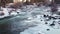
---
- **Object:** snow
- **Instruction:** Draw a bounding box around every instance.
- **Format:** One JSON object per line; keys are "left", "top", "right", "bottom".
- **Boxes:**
{"left": 0, "top": 7, "right": 22, "bottom": 18}
{"left": 19, "top": 5, "right": 60, "bottom": 34}
{"left": 0, "top": 8, "right": 9, "bottom": 18}
{"left": 20, "top": 24, "right": 60, "bottom": 34}
{"left": 10, "top": 11, "right": 17, "bottom": 15}
{"left": 0, "top": 5, "right": 60, "bottom": 34}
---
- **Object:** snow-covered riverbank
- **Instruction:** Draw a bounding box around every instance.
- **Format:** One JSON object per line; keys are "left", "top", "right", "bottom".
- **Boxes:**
{"left": 0, "top": 5, "right": 60, "bottom": 34}
{"left": 19, "top": 5, "right": 60, "bottom": 34}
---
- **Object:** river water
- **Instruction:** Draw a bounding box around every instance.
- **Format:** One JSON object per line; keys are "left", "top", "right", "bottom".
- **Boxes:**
{"left": 0, "top": 6, "right": 60, "bottom": 34}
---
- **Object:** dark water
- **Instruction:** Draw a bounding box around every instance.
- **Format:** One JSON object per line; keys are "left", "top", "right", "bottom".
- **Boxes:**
{"left": 0, "top": 15, "right": 36, "bottom": 34}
